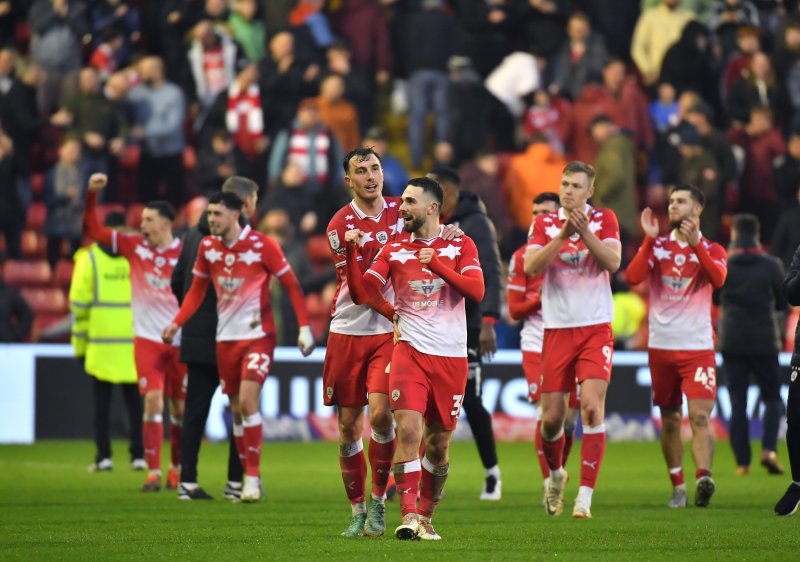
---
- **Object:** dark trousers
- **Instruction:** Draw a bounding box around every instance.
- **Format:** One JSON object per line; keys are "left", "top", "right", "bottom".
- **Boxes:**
{"left": 137, "top": 152, "right": 185, "bottom": 207}
{"left": 464, "top": 328, "right": 498, "bottom": 469}
{"left": 1, "top": 221, "right": 22, "bottom": 259}
{"left": 93, "top": 378, "right": 143, "bottom": 462}
{"left": 723, "top": 353, "right": 785, "bottom": 467}
{"left": 787, "top": 364, "right": 800, "bottom": 482}
{"left": 180, "top": 362, "right": 243, "bottom": 484}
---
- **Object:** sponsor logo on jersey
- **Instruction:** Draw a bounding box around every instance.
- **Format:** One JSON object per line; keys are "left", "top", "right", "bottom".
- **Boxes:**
{"left": 661, "top": 275, "right": 692, "bottom": 292}
{"left": 376, "top": 230, "right": 388, "bottom": 244}
{"left": 224, "top": 253, "right": 235, "bottom": 267}
{"left": 144, "top": 271, "right": 171, "bottom": 290}
{"left": 328, "top": 229, "right": 340, "bottom": 250}
{"left": 409, "top": 278, "right": 446, "bottom": 298}
{"left": 217, "top": 275, "right": 244, "bottom": 292}
{"left": 559, "top": 249, "right": 588, "bottom": 267}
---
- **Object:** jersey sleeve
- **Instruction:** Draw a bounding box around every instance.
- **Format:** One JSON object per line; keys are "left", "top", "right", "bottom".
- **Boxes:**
{"left": 114, "top": 232, "right": 140, "bottom": 258}
{"left": 528, "top": 214, "right": 548, "bottom": 249}
{"left": 261, "top": 235, "right": 292, "bottom": 277}
{"left": 458, "top": 237, "right": 482, "bottom": 275}
{"left": 326, "top": 216, "right": 348, "bottom": 269}
{"left": 598, "top": 209, "right": 621, "bottom": 244}
{"left": 192, "top": 239, "right": 212, "bottom": 278}
{"left": 507, "top": 250, "right": 527, "bottom": 294}
{"left": 364, "top": 246, "right": 391, "bottom": 287}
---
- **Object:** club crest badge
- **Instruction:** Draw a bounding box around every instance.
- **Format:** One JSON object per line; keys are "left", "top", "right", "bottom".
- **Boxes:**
{"left": 224, "top": 253, "right": 235, "bottom": 267}
{"left": 391, "top": 389, "right": 400, "bottom": 401}
{"left": 376, "top": 231, "right": 388, "bottom": 244}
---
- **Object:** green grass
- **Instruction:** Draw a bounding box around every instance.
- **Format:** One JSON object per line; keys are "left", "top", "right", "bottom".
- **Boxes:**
{"left": 0, "top": 440, "right": 795, "bottom": 561}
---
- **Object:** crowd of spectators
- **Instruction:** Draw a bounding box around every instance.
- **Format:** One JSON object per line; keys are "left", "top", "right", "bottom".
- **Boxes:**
{"left": 1, "top": 0, "right": 800, "bottom": 349}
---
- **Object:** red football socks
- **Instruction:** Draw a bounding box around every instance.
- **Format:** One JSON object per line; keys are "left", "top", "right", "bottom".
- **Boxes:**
{"left": 394, "top": 459, "right": 422, "bottom": 517}
{"left": 242, "top": 413, "right": 263, "bottom": 478}
{"left": 580, "top": 425, "right": 606, "bottom": 488}
{"left": 534, "top": 420, "right": 550, "bottom": 478}
{"left": 369, "top": 430, "right": 396, "bottom": 499}
{"left": 143, "top": 415, "right": 163, "bottom": 472}
{"left": 339, "top": 440, "right": 367, "bottom": 505}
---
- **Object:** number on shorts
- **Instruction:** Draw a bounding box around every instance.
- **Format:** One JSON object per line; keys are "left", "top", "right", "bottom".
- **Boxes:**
{"left": 602, "top": 345, "right": 613, "bottom": 365}
{"left": 246, "top": 353, "right": 271, "bottom": 375}
{"left": 694, "top": 367, "right": 716, "bottom": 390}
{"left": 450, "top": 394, "right": 464, "bottom": 417}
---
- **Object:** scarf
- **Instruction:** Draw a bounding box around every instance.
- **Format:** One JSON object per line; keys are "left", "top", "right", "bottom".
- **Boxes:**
{"left": 226, "top": 82, "right": 264, "bottom": 158}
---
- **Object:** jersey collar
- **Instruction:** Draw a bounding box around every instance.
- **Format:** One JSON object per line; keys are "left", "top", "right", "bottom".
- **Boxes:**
{"left": 155, "top": 237, "right": 181, "bottom": 252}
{"left": 350, "top": 198, "right": 387, "bottom": 221}
{"left": 223, "top": 224, "right": 251, "bottom": 248}
{"left": 669, "top": 228, "right": 703, "bottom": 247}
{"left": 557, "top": 203, "right": 592, "bottom": 221}
{"left": 411, "top": 224, "right": 444, "bottom": 244}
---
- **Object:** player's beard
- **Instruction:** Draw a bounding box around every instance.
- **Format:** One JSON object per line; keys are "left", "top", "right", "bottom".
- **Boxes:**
{"left": 403, "top": 214, "right": 425, "bottom": 233}
{"left": 668, "top": 214, "right": 688, "bottom": 230}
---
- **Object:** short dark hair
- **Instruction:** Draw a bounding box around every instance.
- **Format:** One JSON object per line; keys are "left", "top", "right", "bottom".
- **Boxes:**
{"left": 428, "top": 165, "right": 460, "bottom": 186}
{"left": 669, "top": 183, "right": 706, "bottom": 207}
{"left": 407, "top": 177, "right": 444, "bottom": 208}
{"left": 563, "top": 161, "right": 596, "bottom": 183}
{"left": 208, "top": 191, "right": 244, "bottom": 211}
{"left": 534, "top": 192, "right": 560, "bottom": 206}
{"left": 342, "top": 146, "right": 383, "bottom": 174}
{"left": 145, "top": 200, "right": 176, "bottom": 222}
{"left": 104, "top": 211, "right": 126, "bottom": 228}
{"left": 732, "top": 213, "right": 760, "bottom": 237}
{"left": 222, "top": 176, "right": 258, "bottom": 200}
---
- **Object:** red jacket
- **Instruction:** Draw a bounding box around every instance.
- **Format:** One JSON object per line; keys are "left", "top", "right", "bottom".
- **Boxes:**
{"left": 728, "top": 126, "right": 786, "bottom": 201}
{"left": 330, "top": 0, "right": 392, "bottom": 73}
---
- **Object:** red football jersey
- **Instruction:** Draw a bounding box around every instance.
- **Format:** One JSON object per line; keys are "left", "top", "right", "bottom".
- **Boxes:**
{"left": 528, "top": 204, "right": 620, "bottom": 329}
{"left": 642, "top": 231, "right": 727, "bottom": 350}
{"left": 365, "top": 228, "right": 481, "bottom": 358}
{"left": 507, "top": 246, "right": 544, "bottom": 352}
{"left": 192, "top": 225, "right": 292, "bottom": 342}
{"left": 326, "top": 197, "right": 404, "bottom": 336}
{"left": 111, "top": 231, "right": 181, "bottom": 345}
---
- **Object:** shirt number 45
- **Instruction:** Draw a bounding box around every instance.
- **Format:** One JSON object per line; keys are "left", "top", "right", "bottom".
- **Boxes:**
{"left": 694, "top": 367, "right": 716, "bottom": 392}
{"left": 246, "top": 353, "right": 271, "bottom": 376}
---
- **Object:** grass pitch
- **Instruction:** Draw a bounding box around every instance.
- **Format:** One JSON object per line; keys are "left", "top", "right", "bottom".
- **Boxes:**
{"left": 0, "top": 440, "right": 796, "bottom": 561}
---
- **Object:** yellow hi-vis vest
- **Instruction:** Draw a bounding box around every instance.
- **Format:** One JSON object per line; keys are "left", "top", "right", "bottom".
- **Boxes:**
{"left": 69, "top": 245, "right": 136, "bottom": 383}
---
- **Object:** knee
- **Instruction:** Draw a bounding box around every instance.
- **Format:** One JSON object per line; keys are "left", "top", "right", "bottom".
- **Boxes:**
{"left": 425, "top": 438, "right": 449, "bottom": 465}
{"left": 395, "top": 420, "right": 421, "bottom": 448}
{"left": 144, "top": 393, "right": 162, "bottom": 413}
{"left": 338, "top": 416, "right": 362, "bottom": 443}
{"left": 581, "top": 403, "right": 603, "bottom": 427}
{"left": 368, "top": 407, "right": 393, "bottom": 434}
{"left": 689, "top": 410, "right": 710, "bottom": 429}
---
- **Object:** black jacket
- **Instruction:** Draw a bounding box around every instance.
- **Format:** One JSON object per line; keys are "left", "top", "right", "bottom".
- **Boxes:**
{"left": 171, "top": 212, "right": 218, "bottom": 365}
{"left": 718, "top": 246, "right": 787, "bottom": 355}
{"left": 786, "top": 244, "right": 800, "bottom": 364}
{"left": 0, "top": 281, "right": 33, "bottom": 342}
{"left": 447, "top": 190, "right": 502, "bottom": 330}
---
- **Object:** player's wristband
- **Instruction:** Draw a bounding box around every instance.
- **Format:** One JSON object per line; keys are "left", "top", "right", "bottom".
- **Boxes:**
{"left": 482, "top": 316, "right": 497, "bottom": 326}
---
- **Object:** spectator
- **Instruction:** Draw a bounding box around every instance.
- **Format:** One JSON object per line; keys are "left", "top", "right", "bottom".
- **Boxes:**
{"left": 0, "top": 128, "right": 22, "bottom": 259}
{"left": 228, "top": 0, "right": 267, "bottom": 63}
{"left": 263, "top": 160, "right": 340, "bottom": 235}
{"left": 259, "top": 31, "right": 319, "bottom": 136}
{"left": 0, "top": 0, "right": 24, "bottom": 49}
{"left": 362, "top": 126, "right": 408, "bottom": 197}
{"left": 565, "top": 58, "right": 653, "bottom": 164}
{"left": 517, "top": 0, "right": 569, "bottom": 58}
{"left": 728, "top": 105, "right": 786, "bottom": 241}
{"left": 268, "top": 98, "right": 343, "bottom": 198}
{"left": 186, "top": 20, "right": 244, "bottom": 127}
{"left": 329, "top": 0, "right": 392, "bottom": 85}
{"left": 452, "top": 0, "right": 513, "bottom": 77}
{"left": 201, "top": 63, "right": 269, "bottom": 186}
{"left": 0, "top": 256, "right": 33, "bottom": 342}
{"left": 772, "top": 186, "right": 800, "bottom": 270}
{"left": 324, "top": 41, "right": 373, "bottom": 134}
{"left": 708, "top": 0, "right": 760, "bottom": 57}
{"left": 718, "top": 213, "right": 786, "bottom": 476}
{"left": 522, "top": 89, "right": 569, "bottom": 154}
{"left": 659, "top": 20, "right": 718, "bottom": 107}
{"left": 582, "top": 0, "right": 641, "bottom": 61}
{"left": 590, "top": 115, "right": 638, "bottom": 240}
{"left": 446, "top": 55, "right": 493, "bottom": 163}
{"left": 0, "top": 49, "right": 38, "bottom": 202}
{"left": 775, "top": 130, "right": 800, "bottom": 209}
{"left": 317, "top": 74, "right": 360, "bottom": 153}
{"left": 459, "top": 150, "right": 516, "bottom": 256}
{"left": 677, "top": 123, "right": 723, "bottom": 241}
{"left": 774, "top": 21, "right": 800, "bottom": 110}
{"left": 650, "top": 82, "right": 680, "bottom": 133}
{"left": 159, "top": 0, "right": 200, "bottom": 86}
{"left": 29, "top": 0, "right": 89, "bottom": 115}
{"left": 288, "top": 0, "right": 335, "bottom": 63}
{"left": 193, "top": 129, "right": 238, "bottom": 196}
{"left": 397, "top": 0, "right": 459, "bottom": 170}
{"left": 484, "top": 50, "right": 541, "bottom": 151}
{"left": 654, "top": 89, "right": 703, "bottom": 185}
{"left": 43, "top": 136, "right": 87, "bottom": 268}
{"left": 91, "top": 0, "right": 141, "bottom": 68}
{"left": 631, "top": 0, "right": 694, "bottom": 86}
{"left": 552, "top": 11, "right": 609, "bottom": 102}
{"left": 51, "top": 67, "right": 128, "bottom": 183}
{"left": 502, "top": 135, "right": 568, "bottom": 230}
{"left": 685, "top": 101, "right": 738, "bottom": 210}
{"left": 260, "top": 0, "right": 292, "bottom": 38}
{"left": 727, "top": 52, "right": 779, "bottom": 125}
{"left": 127, "top": 56, "right": 186, "bottom": 206}
{"left": 721, "top": 25, "right": 760, "bottom": 101}
{"left": 89, "top": 27, "right": 126, "bottom": 83}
